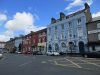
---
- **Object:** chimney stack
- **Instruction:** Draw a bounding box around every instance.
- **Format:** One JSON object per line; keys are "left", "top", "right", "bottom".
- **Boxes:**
{"left": 51, "top": 17, "right": 56, "bottom": 24}
{"left": 60, "top": 12, "right": 65, "bottom": 20}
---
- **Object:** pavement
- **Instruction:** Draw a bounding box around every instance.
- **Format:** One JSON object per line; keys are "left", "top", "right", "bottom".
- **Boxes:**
{"left": 0, "top": 53, "right": 100, "bottom": 75}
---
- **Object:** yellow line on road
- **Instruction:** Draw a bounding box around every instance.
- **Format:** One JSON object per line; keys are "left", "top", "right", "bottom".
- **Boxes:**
{"left": 54, "top": 61, "right": 75, "bottom": 67}
{"left": 65, "top": 58, "right": 82, "bottom": 68}
{"left": 75, "top": 58, "right": 100, "bottom": 67}
{"left": 48, "top": 58, "right": 65, "bottom": 61}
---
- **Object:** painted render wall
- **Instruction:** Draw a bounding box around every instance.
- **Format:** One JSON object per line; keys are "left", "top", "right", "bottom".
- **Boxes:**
{"left": 47, "top": 13, "right": 88, "bottom": 54}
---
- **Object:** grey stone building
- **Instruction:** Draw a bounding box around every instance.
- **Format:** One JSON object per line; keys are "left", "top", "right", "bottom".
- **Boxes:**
{"left": 87, "top": 16, "right": 100, "bottom": 52}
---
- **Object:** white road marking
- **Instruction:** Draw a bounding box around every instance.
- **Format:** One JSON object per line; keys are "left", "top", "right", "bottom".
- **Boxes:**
{"left": 41, "top": 61, "right": 46, "bottom": 63}
{"left": 65, "top": 58, "right": 82, "bottom": 68}
{"left": 48, "top": 58, "right": 65, "bottom": 61}
{"left": 18, "top": 61, "right": 32, "bottom": 67}
{"left": 54, "top": 61, "right": 58, "bottom": 65}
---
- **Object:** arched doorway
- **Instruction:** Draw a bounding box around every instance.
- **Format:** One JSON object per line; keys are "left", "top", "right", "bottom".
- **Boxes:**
{"left": 69, "top": 42, "right": 74, "bottom": 53}
{"left": 55, "top": 43, "right": 59, "bottom": 52}
{"left": 78, "top": 41, "right": 85, "bottom": 54}
{"left": 61, "top": 42, "right": 66, "bottom": 52}
{"left": 48, "top": 44, "right": 52, "bottom": 52}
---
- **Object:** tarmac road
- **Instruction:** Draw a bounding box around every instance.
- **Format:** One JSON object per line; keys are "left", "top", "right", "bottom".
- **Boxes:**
{"left": 0, "top": 53, "right": 100, "bottom": 75}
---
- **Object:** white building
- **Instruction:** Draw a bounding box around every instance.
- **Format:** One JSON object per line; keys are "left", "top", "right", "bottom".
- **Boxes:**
{"left": 0, "top": 42, "right": 5, "bottom": 52}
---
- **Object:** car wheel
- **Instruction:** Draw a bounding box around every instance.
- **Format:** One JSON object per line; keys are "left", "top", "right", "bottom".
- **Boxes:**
{"left": 84, "top": 55, "right": 88, "bottom": 58}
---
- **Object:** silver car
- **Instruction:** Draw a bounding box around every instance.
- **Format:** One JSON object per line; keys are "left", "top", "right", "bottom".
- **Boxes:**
{"left": 0, "top": 54, "right": 3, "bottom": 58}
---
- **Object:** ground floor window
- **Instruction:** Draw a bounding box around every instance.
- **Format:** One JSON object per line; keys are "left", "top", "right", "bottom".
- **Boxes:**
{"left": 92, "top": 46, "right": 95, "bottom": 51}
{"left": 55, "top": 43, "right": 59, "bottom": 52}
{"left": 68, "top": 42, "right": 74, "bottom": 53}
{"left": 48, "top": 44, "right": 52, "bottom": 52}
{"left": 61, "top": 42, "right": 66, "bottom": 48}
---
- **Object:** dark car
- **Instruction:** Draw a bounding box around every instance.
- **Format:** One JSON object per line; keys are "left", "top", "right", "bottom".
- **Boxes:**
{"left": 33, "top": 51, "right": 39, "bottom": 55}
{"left": 59, "top": 52, "right": 66, "bottom": 55}
{"left": 33, "top": 51, "right": 43, "bottom": 55}
{"left": 83, "top": 51, "right": 100, "bottom": 58}
{"left": 24, "top": 51, "right": 33, "bottom": 54}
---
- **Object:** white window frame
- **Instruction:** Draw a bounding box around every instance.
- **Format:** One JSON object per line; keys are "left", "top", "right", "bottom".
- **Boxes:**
{"left": 97, "top": 23, "right": 100, "bottom": 28}
{"left": 98, "top": 33, "right": 100, "bottom": 40}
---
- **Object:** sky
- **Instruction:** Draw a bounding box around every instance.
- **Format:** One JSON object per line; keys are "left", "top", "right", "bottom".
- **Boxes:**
{"left": 0, "top": 0, "right": 100, "bottom": 42}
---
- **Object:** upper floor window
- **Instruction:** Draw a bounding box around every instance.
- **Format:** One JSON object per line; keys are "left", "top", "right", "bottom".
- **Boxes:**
{"left": 77, "top": 18, "right": 81, "bottom": 25}
{"left": 73, "top": 35, "right": 76, "bottom": 38}
{"left": 69, "top": 22, "right": 72, "bottom": 28}
{"left": 98, "top": 34, "right": 100, "bottom": 40}
{"left": 43, "top": 32, "right": 46, "bottom": 36}
{"left": 55, "top": 26, "right": 57, "bottom": 31}
{"left": 49, "top": 28, "right": 51, "bottom": 35}
{"left": 61, "top": 33, "right": 64, "bottom": 39}
{"left": 39, "top": 33, "right": 41, "bottom": 37}
{"left": 43, "top": 37, "right": 46, "bottom": 42}
{"left": 69, "top": 34, "right": 72, "bottom": 38}
{"left": 39, "top": 38, "right": 40, "bottom": 43}
{"left": 97, "top": 23, "right": 100, "bottom": 28}
{"left": 61, "top": 24, "right": 64, "bottom": 30}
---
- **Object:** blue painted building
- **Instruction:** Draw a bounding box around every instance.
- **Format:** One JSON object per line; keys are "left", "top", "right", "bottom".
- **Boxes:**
{"left": 47, "top": 3, "right": 92, "bottom": 54}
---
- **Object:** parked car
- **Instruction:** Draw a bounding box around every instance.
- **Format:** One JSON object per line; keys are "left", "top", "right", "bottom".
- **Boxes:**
{"left": 59, "top": 52, "right": 66, "bottom": 55}
{"left": 37, "top": 51, "right": 43, "bottom": 55}
{"left": 83, "top": 51, "right": 100, "bottom": 58}
{"left": 17, "top": 52, "right": 21, "bottom": 54}
{"left": 46, "top": 52, "right": 53, "bottom": 56}
{"left": 24, "top": 51, "right": 32, "bottom": 54}
{"left": 46, "top": 51, "right": 60, "bottom": 56}
{"left": 33, "top": 51, "right": 39, "bottom": 55}
{"left": 0, "top": 53, "right": 3, "bottom": 59}
{"left": 33, "top": 51, "right": 43, "bottom": 55}
{"left": 53, "top": 52, "right": 60, "bottom": 56}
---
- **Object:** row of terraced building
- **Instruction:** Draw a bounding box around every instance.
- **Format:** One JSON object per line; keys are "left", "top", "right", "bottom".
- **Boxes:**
{"left": 5, "top": 3, "right": 100, "bottom": 54}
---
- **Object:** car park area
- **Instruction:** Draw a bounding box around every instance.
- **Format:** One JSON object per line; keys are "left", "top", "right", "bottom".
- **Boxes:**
{"left": 46, "top": 56, "right": 100, "bottom": 71}
{"left": 0, "top": 53, "right": 100, "bottom": 75}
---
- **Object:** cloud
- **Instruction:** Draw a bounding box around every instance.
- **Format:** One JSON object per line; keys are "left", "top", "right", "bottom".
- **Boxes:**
{"left": 5, "top": 12, "right": 45, "bottom": 34}
{"left": 5, "top": 12, "right": 33, "bottom": 31}
{"left": 33, "top": 13, "right": 40, "bottom": 20}
{"left": 0, "top": 30, "right": 14, "bottom": 42}
{"left": 4, "top": 30, "right": 14, "bottom": 37}
{"left": 92, "top": 11, "right": 100, "bottom": 18}
{"left": 65, "top": 0, "right": 93, "bottom": 10}
{"left": 0, "top": 13, "right": 7, "bottom": 22}
{"left": 0, "top": 35, "right": 9, "bottom": 42}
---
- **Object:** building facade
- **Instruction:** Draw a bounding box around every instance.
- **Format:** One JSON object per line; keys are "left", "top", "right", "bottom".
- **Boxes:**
{"left": 37, "top": 28, "right": 47, "bottom": 54}
{"left": 31, "top": 31, "right": 39, "bottom": 52}
{"left": 14, "top": 37, "right": 23, "bottom": 53}
{"left": 0, "top": 41, "right": 5, "bottom": 52}
{"left": 22, "top": 33, "right": 32, "bottom": 54}
{"left": 47, "top": 3, "right": 92, "bottom": 54}
{"left": 5, "top": 38, "right": 16, "bottom": 53}
{"left": 87, "top": 16, "right": 100, "bottom": 52}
